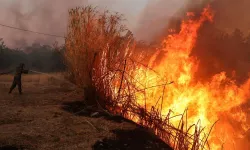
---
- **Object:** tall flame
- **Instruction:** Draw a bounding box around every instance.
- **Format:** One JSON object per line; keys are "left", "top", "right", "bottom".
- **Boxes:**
{"left": 121, "top": 5, "right": 250, "bottom": 149}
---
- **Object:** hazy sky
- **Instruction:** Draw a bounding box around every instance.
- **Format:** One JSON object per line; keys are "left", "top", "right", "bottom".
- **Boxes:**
{"left": 0, "top": 0, "right": 149, "bottom": 29}
{"left": 0, "top": 0, "right": 203, "bottom": 48}
{"left": 0, "top": 0, "right": 194, "bottom": 48}
{"left": 0, "top": 0, "right": 151, "bottom": 48}
{"left": 0, "top": 0, "right": 249, "bottom": 48}
{"left": 87, "top": 0, "right": 150, "bottom": 30}
{"left": 4, "top": 0, "right": 238, "bottom": 48}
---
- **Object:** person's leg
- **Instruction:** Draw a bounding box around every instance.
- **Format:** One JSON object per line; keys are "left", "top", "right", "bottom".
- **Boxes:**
{"left": 9, "top": 80, "right": 17, "bottom": 94}
{"left": 17, "top": 80, "right": 22, "bottom": 95}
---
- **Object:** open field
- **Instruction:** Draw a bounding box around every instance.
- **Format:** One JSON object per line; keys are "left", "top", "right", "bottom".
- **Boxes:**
{"left": 0, "top": 74, "right": 172, "bottom": 150}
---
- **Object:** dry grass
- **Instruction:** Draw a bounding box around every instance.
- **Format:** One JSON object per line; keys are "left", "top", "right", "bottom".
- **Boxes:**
{"left": 65, "top": 6, "right": 135, "bottom": 88}
{"left": 0, "top": 74, "right": 145, "bottom": 150}
{"left": 0, "top": 73, "right": 69, "bottom": 86}
{"left": 65, "top": 5, "right": 212, "bottom": 150}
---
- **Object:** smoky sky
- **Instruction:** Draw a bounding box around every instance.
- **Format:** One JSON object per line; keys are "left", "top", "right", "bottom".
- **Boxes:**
{"left": 0, "top": 0, "right": 148, "bottom": 48}
{"left": 0, "top": 0, "right": 86, "bottom": 48}
{"left": 0, "top": 0, "right": 249, "bottom": 48}
{"left": 135, "top": 0, "right": 250, "bottom": 41}
{"left": 211, "top": 0, "right": 250, "bottom": 34}
{"left": 135, "top": 0, "right": 210, "bottom": 42}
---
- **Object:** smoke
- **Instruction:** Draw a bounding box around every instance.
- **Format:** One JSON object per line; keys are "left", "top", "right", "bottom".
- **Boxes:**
{"left": 1, "top": 0, "right": 249, "bottom": 80}
{"left": 135, "top": 1, "right": 250, "bottom": 149}
{"left": 189, "top": 0, "right": 250, "bottom": 84}
{"left": 211, "top": 0, "right": 250, "bottom": 34}
{"left": 0, "top": 0, "right": 87, "bottom": 48}
{"left": 134, "top": 0, "right": 250, "bottom": 81}
{"left": 0, "top": 0, "right": 147, "bottom": 49}
{"left": 135, "top": 0, "right": 250, "bottom": 41}
{"left": 134, "top": 0, "right": 209, "bottom": 42}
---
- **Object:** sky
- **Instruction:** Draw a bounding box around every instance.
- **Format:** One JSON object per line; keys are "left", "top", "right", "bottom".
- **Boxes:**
{"left": 1, "top": 0, "right": 248, "bottom": 48}
{"left": 0, "top": 0, "right": 193, "bottom": 48}
{"left": 0, "top": 0, "right": 150, "bottom": 48}
{"left": 87, "top": 0, "right": 149, "bottom": 28}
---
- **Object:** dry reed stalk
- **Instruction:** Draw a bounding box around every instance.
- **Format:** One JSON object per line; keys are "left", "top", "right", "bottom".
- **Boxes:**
{"left": 65, "top": 5, "right": 215, "bottom": 150}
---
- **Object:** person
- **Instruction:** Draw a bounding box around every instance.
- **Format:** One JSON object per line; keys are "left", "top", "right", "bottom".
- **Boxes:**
{"left": 9, "top": 63, "right": 29, "bottom": 95}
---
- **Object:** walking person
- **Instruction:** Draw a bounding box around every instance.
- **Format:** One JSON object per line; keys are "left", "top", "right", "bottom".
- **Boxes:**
{"left": 9, "top": 63, "right": 29, "bottom": 95}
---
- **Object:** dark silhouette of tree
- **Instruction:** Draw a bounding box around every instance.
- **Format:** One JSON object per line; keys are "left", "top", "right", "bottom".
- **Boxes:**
{"left": 0, "top": 39, "right": 65, "bottom": 72}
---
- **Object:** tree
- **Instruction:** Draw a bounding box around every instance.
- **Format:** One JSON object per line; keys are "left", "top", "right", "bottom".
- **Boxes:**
{"left": 0, "top": 39, "right": 65, "bottom": 72}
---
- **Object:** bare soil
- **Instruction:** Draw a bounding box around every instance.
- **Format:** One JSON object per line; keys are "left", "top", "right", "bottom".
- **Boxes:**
{"left": 0, "top": 74, "right": 172, "bottom": 150}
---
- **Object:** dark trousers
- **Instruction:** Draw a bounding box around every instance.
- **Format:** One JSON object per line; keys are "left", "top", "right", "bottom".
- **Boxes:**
{"left": 9, "top": 77, "right": 22, "bottom": 94}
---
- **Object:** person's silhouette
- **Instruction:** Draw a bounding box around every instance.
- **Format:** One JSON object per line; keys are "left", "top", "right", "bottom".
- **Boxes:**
{"left": 9, "top": 63, "right": 29, "bottom": 95}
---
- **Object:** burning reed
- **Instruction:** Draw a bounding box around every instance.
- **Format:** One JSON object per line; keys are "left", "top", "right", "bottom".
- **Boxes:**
{"left": 64, "top": 5, "right": 210, "bottom": 150}
{"left": 65, "top": 5, "right": 250, "bottom": 150}
{"left": 64, "top": 6, "right": 135, "bottom": 104}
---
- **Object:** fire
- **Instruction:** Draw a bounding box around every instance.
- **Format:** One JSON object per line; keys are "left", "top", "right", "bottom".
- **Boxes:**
{"left": 112, "top": 5, "right": 250, "bottom": 149}
{"left": 65, "top": 4, "right": 250, "bottom": 150}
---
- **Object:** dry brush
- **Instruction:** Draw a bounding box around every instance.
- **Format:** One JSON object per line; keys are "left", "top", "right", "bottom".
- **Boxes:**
{"left": 65, "top": 6, "right": 212, "bottom": 150}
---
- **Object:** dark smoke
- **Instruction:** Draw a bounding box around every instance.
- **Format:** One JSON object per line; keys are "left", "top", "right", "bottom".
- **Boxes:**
{"left": 191, "top": 0, "right": 250, "bottom": 84}
{"left": 191, "top": 23, "right": 250, "bottom": 84}
{"left": 211, "top": 0, "right": 250, "bottom": 34}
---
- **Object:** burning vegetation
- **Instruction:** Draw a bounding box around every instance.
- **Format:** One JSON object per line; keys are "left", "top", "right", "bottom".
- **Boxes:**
{"left": 65, "top": 5, "right": 250, "bottom": 150}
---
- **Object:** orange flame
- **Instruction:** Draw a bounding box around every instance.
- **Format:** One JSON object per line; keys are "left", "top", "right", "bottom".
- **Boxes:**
{"left": 117, "top": 5, "right": 250, "bottom": 149}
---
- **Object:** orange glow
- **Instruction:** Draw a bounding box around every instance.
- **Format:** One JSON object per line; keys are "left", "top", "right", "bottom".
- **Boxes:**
{"left": 111, "top": 5, "right": 250, "bottom": 149}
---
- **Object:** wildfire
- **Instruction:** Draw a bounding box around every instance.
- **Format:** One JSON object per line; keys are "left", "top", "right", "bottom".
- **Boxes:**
{"left": 114, "top": 5, "right": 250, "bottom": 150}
{"left": 65, "top": 4, "right": 250, "bottom": 150}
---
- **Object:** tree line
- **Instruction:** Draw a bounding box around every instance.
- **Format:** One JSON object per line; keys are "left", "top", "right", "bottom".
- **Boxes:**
{"left": 0, "top": 39, "right": 65, "bottom": 73}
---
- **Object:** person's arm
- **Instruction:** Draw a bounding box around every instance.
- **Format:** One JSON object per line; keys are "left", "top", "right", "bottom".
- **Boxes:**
{"left": 22, "top": 69, "right": 29, "bottom": 74}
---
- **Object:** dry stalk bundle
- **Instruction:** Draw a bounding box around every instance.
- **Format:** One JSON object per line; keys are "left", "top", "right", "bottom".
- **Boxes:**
{"left": 65, "top": 6, "right": 213, "bottom": 150}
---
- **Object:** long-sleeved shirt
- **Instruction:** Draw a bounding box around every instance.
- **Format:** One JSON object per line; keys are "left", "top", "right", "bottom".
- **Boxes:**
{"left": 14, "top": 66, "right": 29, "bottom": 80}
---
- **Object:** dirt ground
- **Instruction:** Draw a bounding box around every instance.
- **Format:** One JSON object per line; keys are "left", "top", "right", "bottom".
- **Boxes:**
{"left": 0, "top": 74, "right": 172, "bottom": 150}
